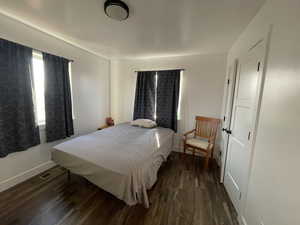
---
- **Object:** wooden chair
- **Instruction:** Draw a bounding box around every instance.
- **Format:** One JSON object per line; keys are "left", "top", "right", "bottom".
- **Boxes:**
{"left": 183, "top": 116, "right": 220, "bottom": 169}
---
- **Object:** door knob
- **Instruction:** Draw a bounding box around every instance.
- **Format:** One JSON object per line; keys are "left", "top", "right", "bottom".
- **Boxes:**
{"left": 222, "top": 128, "right": 232, "bottom": 134}
{"left": 226, "top": 129, "right": 232, "bottom": 134}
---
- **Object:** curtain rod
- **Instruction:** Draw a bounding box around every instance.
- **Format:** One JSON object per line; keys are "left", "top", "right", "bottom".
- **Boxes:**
{"left": 134, "top": 68, "right": 185, "bottom": 72}
{"left": 33, "top": 48, "right": 74, "bottom": 62}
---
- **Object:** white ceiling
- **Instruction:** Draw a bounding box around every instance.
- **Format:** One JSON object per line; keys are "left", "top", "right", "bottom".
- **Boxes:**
{"left": 0, "top": 0, "right": 265, "bottom": 59}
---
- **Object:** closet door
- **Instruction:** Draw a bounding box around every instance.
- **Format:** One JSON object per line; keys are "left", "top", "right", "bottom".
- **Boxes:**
{"left": 224, "top": 40, "right": 265, "bottom": 213}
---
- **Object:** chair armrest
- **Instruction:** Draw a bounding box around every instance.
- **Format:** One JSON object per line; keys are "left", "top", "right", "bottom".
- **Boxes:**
{"left": 208, "top": 134, "right": 217, "bottom": 144}
{"left": 183, "top": 129, "right": 195, "bottom": 138}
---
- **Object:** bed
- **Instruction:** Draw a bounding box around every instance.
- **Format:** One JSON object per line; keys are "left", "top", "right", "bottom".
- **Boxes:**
{"left": 51, "top": 123, "right": 174, "bottom": 207}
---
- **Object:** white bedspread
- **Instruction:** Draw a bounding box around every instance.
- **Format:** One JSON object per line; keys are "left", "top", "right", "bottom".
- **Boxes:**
{"left": 52, "top": 123, "right": 174, "bottom": 207}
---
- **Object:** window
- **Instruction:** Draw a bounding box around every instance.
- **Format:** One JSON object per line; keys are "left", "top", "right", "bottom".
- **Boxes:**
{"left": 177, "top": 70, "right": 183, "bottom": 120}
{"left": 68, "top": 61, "right": 75, "bottom": 119}
{"left": 153, "top": 71, "right": 183, "bottom": 121}
{"left": 32, "top": 51, "right": 45, "bottom": 125}
{"left": 154, "top": 72, "right": 158, "bottom": 120}
{"left": 32, "top": 51, "right": 74, "bottom": 126}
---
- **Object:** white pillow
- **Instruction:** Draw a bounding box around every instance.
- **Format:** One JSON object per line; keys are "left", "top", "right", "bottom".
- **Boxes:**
{"left": 131, "top": 119, "right": 157, "bottom": 128}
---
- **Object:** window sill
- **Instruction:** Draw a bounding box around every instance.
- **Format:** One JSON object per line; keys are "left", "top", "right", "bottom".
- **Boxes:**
{"left": 38, "top": 124, "right": 46, "bottom": 130}
{"left": 38, "top": 118, "right": 76, "bottom": 131}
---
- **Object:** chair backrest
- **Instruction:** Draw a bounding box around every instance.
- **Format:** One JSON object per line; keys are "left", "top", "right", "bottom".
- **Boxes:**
{"left": 194, "top": 116, "right": 220, "bottom": 142}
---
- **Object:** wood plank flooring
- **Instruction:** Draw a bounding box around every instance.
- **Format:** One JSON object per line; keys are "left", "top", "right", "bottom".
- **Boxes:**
{"left": 0, "top": 152, "right": 239, "bottom": 225}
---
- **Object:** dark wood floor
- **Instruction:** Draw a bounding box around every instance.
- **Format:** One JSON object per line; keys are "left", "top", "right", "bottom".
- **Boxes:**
{"left": 0, "top": 152, "right": 238, "bottom": 225}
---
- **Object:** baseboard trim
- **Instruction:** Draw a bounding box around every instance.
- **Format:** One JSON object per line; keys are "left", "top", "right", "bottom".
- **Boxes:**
{"left": 0, "top": 161, "right": 56, "bottom": 192}
{"left": 172, "top": 147, "right": 182, "bottom": 153}
{"left": 172, "top": 148, "right": 215, "bottom": 158}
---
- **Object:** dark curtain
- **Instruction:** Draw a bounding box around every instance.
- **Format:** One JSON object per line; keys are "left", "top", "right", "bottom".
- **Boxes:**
{"left": 43, "top": 53, "right": 74, "bottom": 142}
{"left": 156, "top": 70, "right": 181, "bottom": 132}
{"left": 133, "top": 71, "right": 156, "bottom": 120}
{"left": 0, "top": 38, "right": 40, "bottom": 157}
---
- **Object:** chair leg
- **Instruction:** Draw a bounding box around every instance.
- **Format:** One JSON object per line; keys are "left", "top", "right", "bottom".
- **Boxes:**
{"left": 67, "top": 170, "right": 71, "bottom": 181}
{"left": 183, "top": 143, "right": 186, "bottom": 160}
{"left": 204, "top": 153, "right": 210, "bottom": 170}
{"left": 211, "top": 146, "right": 215, "bottom": 158}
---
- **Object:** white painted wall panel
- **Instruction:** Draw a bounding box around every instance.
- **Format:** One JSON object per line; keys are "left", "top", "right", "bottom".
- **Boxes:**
{"left": 110, "top": 54, "right": 227, "bottom": 156}
{"left": 0, "top": 13, "right": 110, "bottom": 189}
{"left": 225, "top": 0, "right": 300, "bottom": 224}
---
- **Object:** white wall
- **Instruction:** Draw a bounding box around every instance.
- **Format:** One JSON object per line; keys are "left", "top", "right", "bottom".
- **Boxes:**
{"left": 226, "top": 0, "right": 300, "bottom": 224}
{"left": 0, "top": 13, "right": 110, "bottom": 191}
{"left": 111, "top": 53, "right": 227, "bottom": 154}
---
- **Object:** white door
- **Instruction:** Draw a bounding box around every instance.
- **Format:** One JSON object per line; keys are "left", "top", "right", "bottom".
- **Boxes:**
{"left": 220, "top": 61, "right": 237, "bottom": 183}
{"left": 224, "top": 41, "right": 265, "bottom": 213}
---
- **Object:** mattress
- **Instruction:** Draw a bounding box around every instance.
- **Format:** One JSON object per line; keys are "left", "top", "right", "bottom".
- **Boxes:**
{"left": 51, "top": 123, "right": 174, "bottom": 207}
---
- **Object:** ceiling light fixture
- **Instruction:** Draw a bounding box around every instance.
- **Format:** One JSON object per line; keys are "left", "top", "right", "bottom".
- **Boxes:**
{"left": 104, "top": 0, "right": 129, "bottom": 21}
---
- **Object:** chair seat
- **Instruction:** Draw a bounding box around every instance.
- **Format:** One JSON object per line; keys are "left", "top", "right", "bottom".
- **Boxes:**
{"left": 186, "top": 138, "right": 212, "bottom": 150}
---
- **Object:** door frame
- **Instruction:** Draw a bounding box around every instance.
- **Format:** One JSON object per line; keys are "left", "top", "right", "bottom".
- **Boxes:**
{"left": 220, "top": 60, "right": 238, "bottom": 183}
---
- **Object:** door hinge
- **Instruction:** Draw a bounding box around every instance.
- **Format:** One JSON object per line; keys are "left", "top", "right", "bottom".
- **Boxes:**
{"left": 248, "top": 131, "right": 251, "bottom": 140}
{"left": 227, "top": 79, "right": 230, "bottom": 85}
{"left": 257, "top": 62, "right": 261, "bottom": 71}
{"left": 223, "top": 116, "right": 226, "bottom": 121}
{"left": 239, "top": 192, "right": 242, "bottom": 200}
